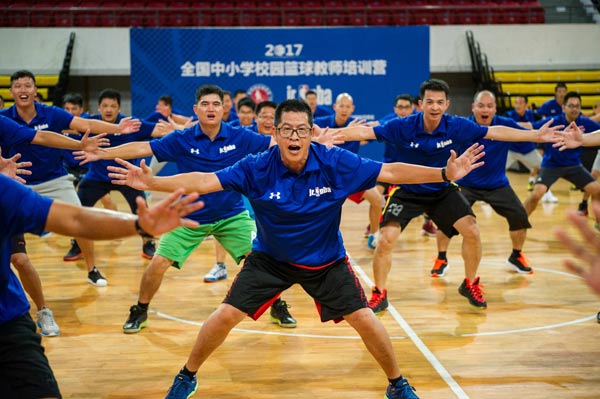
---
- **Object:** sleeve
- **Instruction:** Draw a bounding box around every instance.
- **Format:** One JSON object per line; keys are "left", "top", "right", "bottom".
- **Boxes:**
{"left": 149, "top": 130, "right": 182, "bottom": 162}
{"left": 214, "top": 155, "right": 253, "bottom": 196}
{"left": 0, "top": 116, "right": 37, "bottom": 148}
{"left": 240, "top": 129, "right": 272, "bottom": 154}
{"left": 330, "top": 146, "right": 382, "bottom": 196}
{"left": 52, "top": 106, "right": 75, "bottom": 131}
{"left": 373, "top": 117, "right": 403, "bottom": 145}
{"left": 0, "top": 175, "right": 54, "bottom": 236}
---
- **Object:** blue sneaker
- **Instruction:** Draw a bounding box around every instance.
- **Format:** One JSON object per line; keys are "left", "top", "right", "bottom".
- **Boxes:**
{"left": 165, "top": 373, "right": 198, "bottom": 399}
{"left": 385, "top": 377, "right": 419, "bottom": 399}
{"left": 367, "top": 232, "right": 379, "bottom": 249}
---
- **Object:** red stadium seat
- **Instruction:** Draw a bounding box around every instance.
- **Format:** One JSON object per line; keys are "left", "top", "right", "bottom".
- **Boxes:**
{"left": 368, "top": 11, "right": 391, "bottom": 26}
{"left": 257, "top": 11, "right": 282, "bottom": 26}
{"left": 325, "top": 11, "right": 347, "bottom": 26}
{"left": 239, "top": 10, "right": 259, "bottom": 26}
{"left": 347, "top": 10, "right": 367, "bottom": 26}
{"left": 282, "top": 11, "right": 303, "bottom": 26}
{"left": 212, "top": 11, "right": 237, "bottom": 26}
{"left": 303, "top": 11, "right": 324, "bottom": 26}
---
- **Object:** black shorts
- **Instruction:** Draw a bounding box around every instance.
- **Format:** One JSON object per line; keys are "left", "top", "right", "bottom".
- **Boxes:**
{"left": 10, "top": 234, "right": 27, "bottom": 255}
{"left": 382, "top": 184, "right": 474, "bottom": 238}
{"left": 580, "top": 147, "right": 600, "bottom": 171}
{"left": 0, "top": 314, "right": 62, "bottom": 398}
{"left": 224, "top": 251, "right": 367, "bottom": 323}
{"left": 77, "top": 178, "right": 147, "bottom": 213}
{"left": 459, "top": 185, "right": 531, "bottom": 231}
{"left": 536, "top": 165, "right": 596, "bottom": 190}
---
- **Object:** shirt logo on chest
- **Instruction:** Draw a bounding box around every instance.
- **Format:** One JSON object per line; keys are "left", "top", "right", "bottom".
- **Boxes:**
{"left": 34, "top": 123, "right": 49, "bottom": 131}
{"left": 436, "top": 139, "right": 453, "bottom": 149}
{"left": 219, "top": 144, "right": 236, "bottom": 154}
{"left": 309, "top": 186, "right": 332, "bottom": 197}
{"left": 409, "top": 141, "right": 419, "bottom": 148}
{"left": 190, "top": 148, "right": 200, "bottom": 155}
{"left": 269, "top": 192, "right": 281, "bottom": 200}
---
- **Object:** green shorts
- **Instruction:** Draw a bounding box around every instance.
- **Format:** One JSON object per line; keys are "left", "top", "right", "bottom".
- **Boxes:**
{"left": 156, "top": 211, "right": 256, "bottom": 268}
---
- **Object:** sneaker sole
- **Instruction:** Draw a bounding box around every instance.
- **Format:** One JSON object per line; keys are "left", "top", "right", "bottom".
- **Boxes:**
{"left": 506, "top": 260, "right": 533, "bottom": 274}
{"left": 459, "top": 291, "right": 487, "bottom": 309}
{"left": 63, "top": 254, "right": 83, "bottom": 261}
{"left": 203, "top": 276, "right": 227, "bottom": 283}
{"left": 420, "top": 230, "right": 437, "bottom": 237}
{"left": 431, "top": 264, "right": 449, "bottom": 278}
{"left": 141, "top": 252, "right": 154, "bottom": 260}
{"left": 123, "top": 320, "right": 148, "bottom": 334}
{"left": 269, "top": 316, "right": 297, "bottom": 328}
{"left": 37, "top": 322, "right": 60, "bottom": 336}
{"left": 87, "top": 278, "right": 108, "bottom": 287}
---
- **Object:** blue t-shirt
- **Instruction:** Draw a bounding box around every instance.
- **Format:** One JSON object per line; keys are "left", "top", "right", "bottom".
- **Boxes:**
{"left": 0, "top": 103, "right": 74, "bottom": 185}
{"left": 83, "top": 113, "right": 155, "bottom": 183}
{"left": 0, "top": 175, "right": 53, "bottom": 325}
{"left": 216, "top": 143, "right": 382, "bottom": 266}
{"left": 533, "top": 114, "right": 600, "bottom": 168}
{"left": 0, "top": 115, "right": 37, "bottom": 148}
{"left": 373, "top": 113, "right": 488, "bottom": 194}
{"left": 505, "top": 109, "right": 537, "bottom": 154}
{"left": 314, "top": 114, "right": 360, "bottom": 154}
{"left": 313, "top": 105, "right": 333, "bottom": 118}
{"left": 537, "top": 98, "right": 562, "bottom": 118}
{"left": 150, "top": 121, "right": 271, "bottom": 224}
{"left": 457, "top": 115, "right": 525, "bottom": 189}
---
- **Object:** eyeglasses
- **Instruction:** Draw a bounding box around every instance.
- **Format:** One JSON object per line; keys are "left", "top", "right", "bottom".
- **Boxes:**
{"left": 395, "top": 104, "right": 413, "bottom": 109}
{"left": 565, "top": 103, "right": 581, "bottom": 109}
{"left": 276, "top": 126, "right": 311, "bottom": 138}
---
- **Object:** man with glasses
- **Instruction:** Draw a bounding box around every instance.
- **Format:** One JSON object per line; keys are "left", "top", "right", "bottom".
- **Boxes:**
{"left": 524, "top": 91, "right": 600, "bottom": 227}
{"left": 75, "top": 85, "right": 301, "bottom": 333}
{"left": 108, "top": 98, "right": 486, "bottom": 399}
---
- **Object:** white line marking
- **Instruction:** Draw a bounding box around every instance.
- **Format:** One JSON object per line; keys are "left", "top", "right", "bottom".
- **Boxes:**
{"left": 348, "top": 254, "right": 471, "bottom": 399}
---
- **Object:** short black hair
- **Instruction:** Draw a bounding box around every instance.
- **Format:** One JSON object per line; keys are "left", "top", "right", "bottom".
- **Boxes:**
{"left": 394, "top": 93, "right": 414, "bottom": 105}
{"left": 237, "top": 97, "right": 256, "bottom": 112}
{"left": 514, "top": 94, "right": 528, "bottom": 103}
{"left": 305, "top": 89, "right": 317, "bottom": 97}
{"left": 419, "top": 79, "right": 450, "bottom": 99}
{"left": 555, "top": 82, "right": 568, "bottom": 91}
{"left": 233, "top": 89, "right": 247, "bottom": 97}
{"left": 98, "top": 89, "right": 121, "bottom": 106}
{"left": 195, "top": 84, "right": 224, "bottom": 103}
{"left": 158, "top": 95, "right": 173, "bottom": 107}
{"left": 63, "top": 92, "right": 84, "bottom": 107}
{"left": 274, "top": 99, "right": 313, "bottom": 127}
{"left": 564, "top": 91, "right": 581, "bottom": 104}
{"left": 256, "top": 100, "right": 277, "bottom": 115}
{"left": 10, "top": 70, "right": 36, "bottom": 86}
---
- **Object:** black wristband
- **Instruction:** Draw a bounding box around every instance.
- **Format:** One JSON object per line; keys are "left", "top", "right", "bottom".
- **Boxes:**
{"left": 441, "top": 167, "right": 450, "bottom": 182}
{"left": 135, "top": 219, "right": 154, "bottom": 238}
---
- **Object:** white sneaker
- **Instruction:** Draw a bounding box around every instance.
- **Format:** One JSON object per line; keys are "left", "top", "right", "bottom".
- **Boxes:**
{"left": 37, "top": 308, "right": 60, "bottom": 336}
{"left": 203, "top": 263, "right": 227, "bottom": 283}
{"left": 542, "top": 190, "right": 559, "bottom": 203}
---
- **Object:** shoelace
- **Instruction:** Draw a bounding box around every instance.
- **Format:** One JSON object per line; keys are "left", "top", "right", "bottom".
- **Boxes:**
{"left": 517, "top": 254, "right": 529, "bottom": 267}
{"left": 469, "top": 280, "right": 485, "bottom": 302}
{"left": 39, "top": 310, "right": 56, "bottom": 327}
{"left": 432, "top": 258, "right": 447, "bottom": 270}
{"left": 368, "top": 291, "right": 383, "bottom": 307}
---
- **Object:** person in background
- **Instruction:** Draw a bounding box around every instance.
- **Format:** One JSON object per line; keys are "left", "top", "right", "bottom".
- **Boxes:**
{"left": 537, "top": 82, "right": 567, "bottom": 118}
{"left": 304, "top": 89, "right": 333, "bottom": 118}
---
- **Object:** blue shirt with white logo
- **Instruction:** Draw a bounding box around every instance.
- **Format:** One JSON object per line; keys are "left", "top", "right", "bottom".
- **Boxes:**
{"left": 150, "top": 121, "right": 271, "bottom": 224}
{"left": 537, "top": 98, "right": 562, "bottom": 118}
{"left": 0, "top": 103, "right": 74, "bottom": 185}
{"left": 373, "top": 113, "right": 488, "bottom": 194}
{"left": 216, "top": 143, "right": 382, "bottom": 266}
{"left": 533, "top": 114, "right": 600, "bottom": 168}
{"left": 314, "top": 114, "right": 360, "bottom": 154}
{"left": 83, "top": 113, "right": 155, "bottom": 183}
{"left": 0, "top": 174, "right": 53, "bottom": 325}
{"left": 457, "top": 115, "right": 525, "bottom": 189}
{"left": 505, "top": 109, "right": 537, "bottom": 154}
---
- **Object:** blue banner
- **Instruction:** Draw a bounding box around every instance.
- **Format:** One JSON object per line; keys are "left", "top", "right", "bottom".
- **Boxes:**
{"left": 130, "top": 26, "right": 429, "bottom": 160}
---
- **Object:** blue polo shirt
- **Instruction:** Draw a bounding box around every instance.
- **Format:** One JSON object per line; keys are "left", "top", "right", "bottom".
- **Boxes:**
{"left": 537, "top": 98, "right": 562, "bottom": 118}
{"left": 228, "top": 119, "right": 258, "bottom": 131}
{"left": 0, "top": 115, "right": 37, "bottom": 148}
{"left": 0, "top": 103, "right": 74, "bottom": 185}
{"left": 150, "top": 121, "right": 271, "bottom": 224}
{"left": 505, "top": 109, "right": 537, "bottom": 154}
{"left": 373, "top": 113, "right": 488, "bottom": 194}
{"left": 83, "top": 113, "right": 155, "bottom": 183}
{"left": 313, "top": 104, "right": 333, "bottom": 118}
{"left": 143, "top": 108, "right": 186, "bottom": 123}
{"left": 314, "top": 114, "right": 360, "bottom": 154}
{"left": 224, "top": 110, "right": 239, "bottom": 123}
{"left": 533, "top": 114, "right": 600, "bottom": 168}
{"left": 457, "top": 115, "right": 525, "bottom": 189}
{"left": 0, "top": 174, "right": 53, "bottom": 325}
{"left": 216, "top": 143, "right": 382, "bottom": 266}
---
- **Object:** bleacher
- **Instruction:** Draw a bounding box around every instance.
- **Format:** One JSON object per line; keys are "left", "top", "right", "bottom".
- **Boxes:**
{"left": 496, "top": 70, "right": 600, "bottom": 114}
{"left": 0, "top": 0, "right": 545, "bottom": 28}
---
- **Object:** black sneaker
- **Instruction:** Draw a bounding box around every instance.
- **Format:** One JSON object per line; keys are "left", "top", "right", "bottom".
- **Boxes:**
{"left": 87, "top": 267, "right": 107, "bottom": 287}
{"left": 577, "top": 201, "right": 588, "bottom": 217}
{"left": 123, "top": 305, "right": 148, "bottom": 333}
{"left": 507, "top": 253, "right": 533, "bottom": 274}
{"left": 142, "top": 239, "right": 155, "bottom": 259}
{"left": 64, "top": 239, "right": 83, "bottom": 261}
{"left": 385, "top": 377, "right": 419, "bottom": 399}
{"left": 368, "top": 287, "right": 388, "bottom": 313}
{"left": 270, "top": 299, "right": 297, "bottom": 328}
{"left": 458, "top": 277, "right": 487, "bottom": 308}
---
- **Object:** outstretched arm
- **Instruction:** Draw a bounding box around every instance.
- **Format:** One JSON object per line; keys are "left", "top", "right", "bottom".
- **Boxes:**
{"left": 32, "top": 130, "right": 110, "bottom": 151}
{"left": 0, "top": 147, "right": 31, "bottom": 184}
{"left": 70, "top": 115, "right": 142, "bottom": 134}
{"left": 108, "top": 158, "right": 223, "bottom": 195}
{"left": 378, "top": 143, "right": 485, "bottom": 184}
{"left": 485, "top": 119, "right": 562, "bottom": 143}
{"left": 45, "top": 188, "right": 203, "bottom": 239}
{"left": 554, "top": 203, "right": 600, "bottom": 295}
{"left": 554, "top": 123, "right": 600, "bottom": 151}
{"left": 74, "top": 141, "right": 153, "bottom": 165}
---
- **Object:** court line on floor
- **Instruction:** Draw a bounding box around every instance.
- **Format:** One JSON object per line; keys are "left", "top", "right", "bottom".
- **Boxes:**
{"left": 348, "top": 254, "right": 471, "bottom": 399}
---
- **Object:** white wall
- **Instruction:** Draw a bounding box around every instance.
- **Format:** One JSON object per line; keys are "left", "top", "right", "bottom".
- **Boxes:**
{"left": 0, "top": 24, "right": 598, "bottom": 76}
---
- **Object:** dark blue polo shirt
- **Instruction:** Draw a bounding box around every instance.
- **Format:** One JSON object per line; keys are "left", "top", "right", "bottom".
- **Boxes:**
{"left": 82, "top": 113, "right": 155, "bottom": 183}
{"left": 150, "top": 121, "right": 271, "bottom": 224}
{"left": 537, "top": 98, "right": 562, "bottom": 118}
{"left": 373, "top": 113, "right": 488, "bottom": 194}
{"left": 216, "top": 143, "right": 382, "bottom": 266}
{"left": 505, "top": 109, "right": 537, "bottom": 154}
{"left": 457, "top": 115, "right": 525, "bottom": 189}
{"left": 314, "top": 114, "right": 360, "bottom": 154}
{"left": 534, "top": 114, "right": 600, "bottom": 168}
{"left": 0, "top": 175, "right": 53, "bottom": 325}
{"left": 0, "top": 103, "right": 74, "bottom": 185}
{"left": 0, "top": 115, "right": 37, "bottom": 148}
